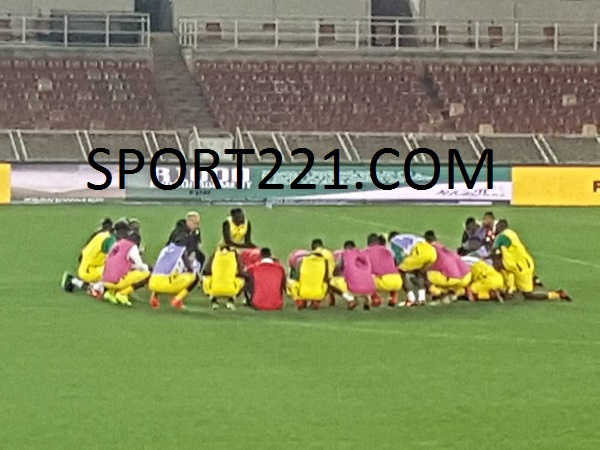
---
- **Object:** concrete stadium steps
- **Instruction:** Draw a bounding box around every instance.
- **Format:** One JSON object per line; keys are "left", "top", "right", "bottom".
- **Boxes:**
{"left": 151, "top": 33, "right": 218, "bottom": 130}
{"left": 1, "top": 130, "right": 598, "bottom": 165}
{"left": 479, "top": 136, "right": 545, "bottom": 164}
{"left": 544, "top": 137, "right": 600, "bottom": 163}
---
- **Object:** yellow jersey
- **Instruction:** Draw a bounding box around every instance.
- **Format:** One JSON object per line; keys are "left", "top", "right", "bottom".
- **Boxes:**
{"left": 79, "top": 231, "right": 112, "bottom": 268}
{"left": 313, "top": 247, "right": 335, "bottom": 278}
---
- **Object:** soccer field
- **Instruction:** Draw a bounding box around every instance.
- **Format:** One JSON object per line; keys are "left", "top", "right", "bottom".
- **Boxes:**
{"left": 2, "top": 204, "right": 599, "bottom": 449}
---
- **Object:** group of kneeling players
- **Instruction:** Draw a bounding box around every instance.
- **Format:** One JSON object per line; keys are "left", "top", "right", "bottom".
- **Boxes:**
{"left": 61, "top": 209, "right": 572, "bottom": 311}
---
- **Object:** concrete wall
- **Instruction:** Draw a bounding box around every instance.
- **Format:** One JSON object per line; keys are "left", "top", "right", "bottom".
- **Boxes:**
{"left": 173, "top": 0, "right": 369, "bottom": 20}
{"left": 3, "top": 0, "right": 134, "bottom": 15}
{"left": 422, "top": 0, "right": 600, "bottom": 22}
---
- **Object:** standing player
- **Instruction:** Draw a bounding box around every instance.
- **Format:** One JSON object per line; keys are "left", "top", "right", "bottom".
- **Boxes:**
{"left": 61, "top": 218, "right": 116, "bottom": 297}
{"left": 220, "top": 208, "right": 256, "bottom": 250}
{"left": 148, "top": 240, "right": 201, "bottom": 310}
{"left": 493, "top": 220, "right": 571, "bottom": 301}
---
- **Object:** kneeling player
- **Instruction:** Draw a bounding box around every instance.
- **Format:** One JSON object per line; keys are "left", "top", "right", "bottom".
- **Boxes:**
{"left": 398, "top": 240, "right": 435, "bottom": 306}
{"left": 61, "top": 218, "right": 116, "bottom": 297}
{"left": 202, "top": 246, "right": 246, "bottom": 310}
{"left": 287, "top": 251, "right": 330, "bottom": 310}
{"left": 337, "top": 241, "right": 375, "bottom": 310}
{"left": 467, "top": 259, "right": 505, "bottom": 302}
{"left": 423, "top": 231, "right": 472, "bottom": 301}
{"left": 493, "top": 220, "right": 571, "bottom": 301}
{"left": 101, "top": 226, "right": 150, "bottom": 306}
{"left": 246, "top": 248, "right": 286, "bottom": 311}
{"left": 149, "top": 241, "right": 200, "bottom": 310}
{"left": 366, "top": 234, "right": 403, "bottom": 306}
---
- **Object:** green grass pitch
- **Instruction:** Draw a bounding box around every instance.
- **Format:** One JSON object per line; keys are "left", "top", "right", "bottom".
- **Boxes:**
{"left": 1, "top": 204, "right": 599, "bottom": 449}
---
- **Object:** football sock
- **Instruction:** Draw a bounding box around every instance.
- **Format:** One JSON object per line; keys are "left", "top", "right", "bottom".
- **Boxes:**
{"left": 407, "top": 291, "right": 416, "bottom": 303}
{"left": 175, "top": 289, "right": 189, "bottom": 301}
{"left": 72, "top": 278, "right": 84, "bottom": 288}
{"left": 417, "top": 289, "right": 426, "bottom": 303}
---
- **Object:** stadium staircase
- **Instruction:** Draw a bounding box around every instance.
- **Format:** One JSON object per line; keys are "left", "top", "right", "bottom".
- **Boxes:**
{"left": 151, "top": 32, "right": 218, "bottom": 130}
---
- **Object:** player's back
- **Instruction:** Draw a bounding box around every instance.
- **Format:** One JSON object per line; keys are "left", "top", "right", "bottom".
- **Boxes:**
{"left": 80, "top": 231, "right": 111, "bottom": 266}
{"left": 501, "top": 229, "right": 531, "bottom": 259}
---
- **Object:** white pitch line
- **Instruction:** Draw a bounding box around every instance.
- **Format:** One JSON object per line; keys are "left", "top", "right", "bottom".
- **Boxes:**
{"left": 262, "top": 319, "right": 600, "bottom": 348}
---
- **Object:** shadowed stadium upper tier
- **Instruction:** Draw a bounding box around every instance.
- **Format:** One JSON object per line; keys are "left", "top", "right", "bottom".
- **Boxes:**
{"left": 0, "top": 9, "right": 598, "bottom": 165}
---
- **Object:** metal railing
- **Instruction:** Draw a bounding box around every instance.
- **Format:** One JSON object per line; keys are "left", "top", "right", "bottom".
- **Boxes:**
{"left": 178, "top": 16, "right": 599, "bottom": 54}
{"left": 0, "top": 13, "right": 151, "bottom": 49}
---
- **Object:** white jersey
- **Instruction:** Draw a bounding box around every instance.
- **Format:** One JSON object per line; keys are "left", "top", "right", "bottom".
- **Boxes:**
{"left": 461, "top": 254, "right": 493, "bottom": 268}
{"left": 461, "top": 255, "right": 482, "bottom": 268}
{"left": 390, "top": 234, "right": 425, "bottom": 255}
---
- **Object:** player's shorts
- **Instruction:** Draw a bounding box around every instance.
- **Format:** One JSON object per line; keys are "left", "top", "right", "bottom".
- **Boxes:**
{"left": 399, "top": 243, "right": 436, "bottom": 272}
{"left": 427, "top": 271, "right": 472, "bottom": 290}
{"left": 77, "top": 263, "right": 104, "bottom": 284}
{"left": 287, "top": 279, "right": 328, "bottom": 302}
{"left": 202, "top": 276, "right": 245, "bottom": 298}
{"left": 471, "top": 271, "right": 505, "bottom": 300}
{"left": 103, "top": 270, "right": 150, "bottom": 292}
{"left": 149, "top": 273, "right": 197, "bottom": 295}
{"left": 503, "top": 256, "right": 535, "bottom": 293}
{"left": 374, "top": 273, "right": 403, "bottom": 292}
{"left": 329, "top": 276, "right": 349, "bottom": 294}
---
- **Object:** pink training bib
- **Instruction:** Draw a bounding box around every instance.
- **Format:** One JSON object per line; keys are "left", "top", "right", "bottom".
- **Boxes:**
{"left": 342, "top": 248, "right": 376, "bottom": 295}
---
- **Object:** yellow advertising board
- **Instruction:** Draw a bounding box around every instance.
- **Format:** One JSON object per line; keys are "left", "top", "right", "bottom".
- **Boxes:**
{"left": 512, "top": 166, "right": 600, "bottom": 206}
{"left": 0, "top": 163, "right": 10, "bottom": 204}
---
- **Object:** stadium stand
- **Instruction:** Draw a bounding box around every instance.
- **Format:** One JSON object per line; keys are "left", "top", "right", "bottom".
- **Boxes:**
{"left": 0, "top": 11, "right": 598, "bottom": 165}
{"left": 0, "top": 57, "right": 166, "bottom": 130}
{"left": 194, "top": 58, "right": 599, "bottom": 137}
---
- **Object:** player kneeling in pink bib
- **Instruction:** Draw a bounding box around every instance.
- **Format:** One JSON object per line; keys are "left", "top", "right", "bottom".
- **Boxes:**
{"left": 101, "top": 222, "right": 150, "bottom": 306}
{"left": 424, "top": 231, "right": 472, "bottom": 300}
{"left": 337, "top": 241, "right": 376, "bottom": 310}
{"left": 365, "top": 234, "right": 403, "bottom": 307}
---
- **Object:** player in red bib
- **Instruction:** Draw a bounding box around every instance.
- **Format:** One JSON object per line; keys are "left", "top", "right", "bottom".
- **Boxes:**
{"left": 246, "top": 248, "right": 287, "bottom": 311}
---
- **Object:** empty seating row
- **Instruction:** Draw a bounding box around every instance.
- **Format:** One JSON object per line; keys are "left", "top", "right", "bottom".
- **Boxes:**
{"left": 0, "top": 57, "right": 167, "bottom": 130}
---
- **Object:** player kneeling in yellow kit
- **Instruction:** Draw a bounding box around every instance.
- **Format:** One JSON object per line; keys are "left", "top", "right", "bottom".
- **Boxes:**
{"left": 493, "top": 220, "right": 571, "bottom": 302}
{"left": 467, "top": 259, "right": 506, "bottom": 302}
{"left": 61, "top": 218, "right": 116, "bottom": 298}
{"left": 288, "top": 251, "right": 331, "bottom": 310}
{"left": 202, "top": 246, "right": 246, "bottom": 311}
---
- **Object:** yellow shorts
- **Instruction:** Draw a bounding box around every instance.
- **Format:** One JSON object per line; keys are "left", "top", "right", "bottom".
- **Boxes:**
{"left": 399, "top": 243, "right": 436, "bottom": 272}
{"left": 202, "top": 276, "right": 245, "bottom": 298}
{"left": 77, "top": 263, "right": 104, "bottom": 284}
{"left": 329, "top": 276, "right": 348, "bottom": 294}
{"left": 104, "top": 270, "right": 150, "bottom": 292}
{"left": 427, "top": 271, "right": 472, "bottom": 290}
{"left": 149, "top": 273, "right": 197, "bottom": 295}
{"left": 374, "top": 273, "right": 403, "bottom": 292}
{"left": 287, "top": 279, "right": 328, "bottom": 302}
{"left": 471, "top": 271, "right": 505, "bottom": 300}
